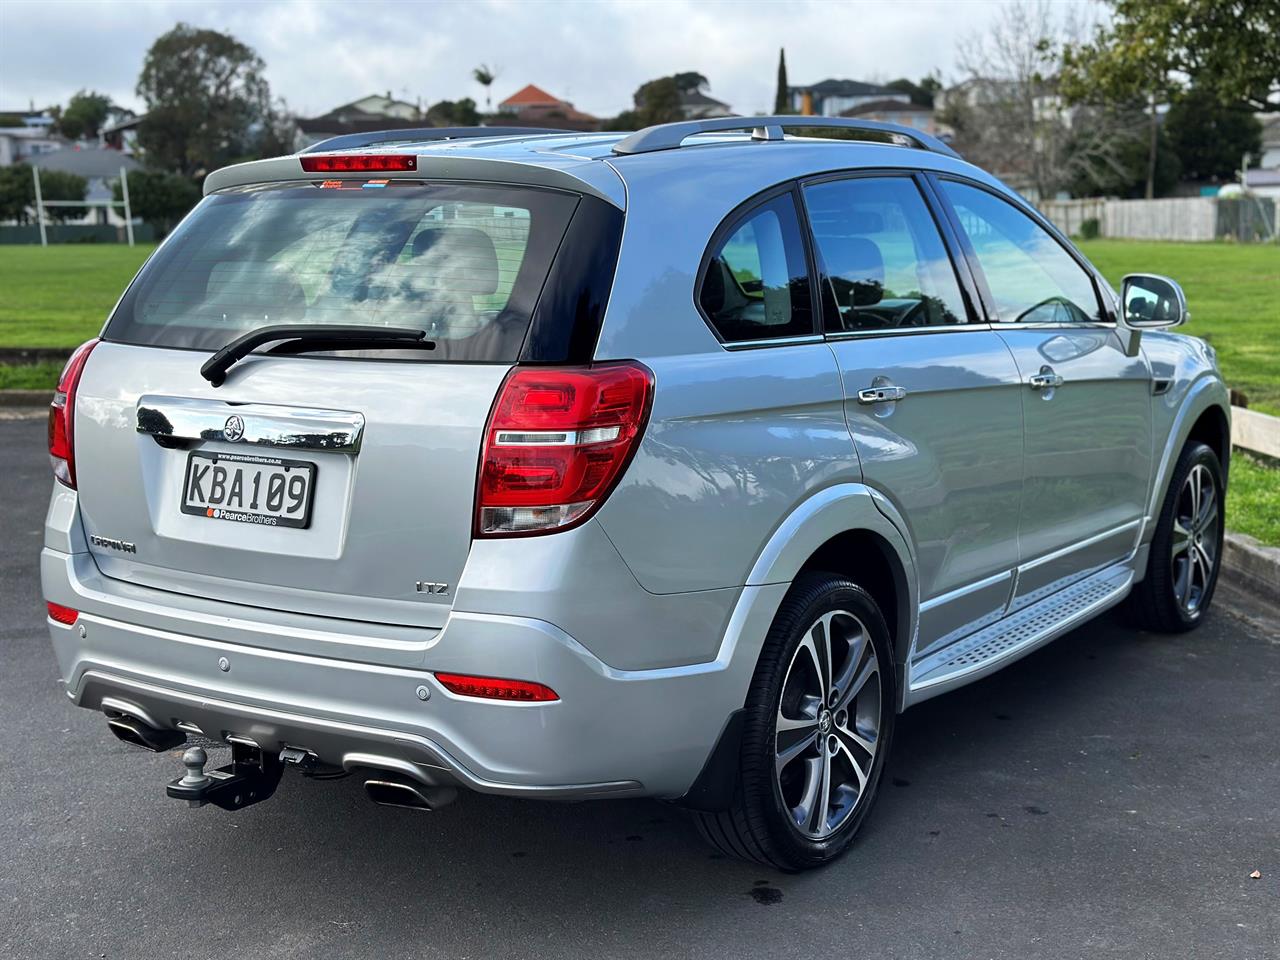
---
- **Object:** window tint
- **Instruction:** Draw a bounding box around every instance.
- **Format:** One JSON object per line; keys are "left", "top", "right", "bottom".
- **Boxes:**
{"left": 804, "top": 176, "right": 968, "bottom": 331}
{"left": 940, "top": 181, "right": 1102, "bottom": 324}
{"left": 105, "top": 181, "right": 579, "bottom": 361}
{"left": 699, "top": 193, "right": 815, "bottom": 342}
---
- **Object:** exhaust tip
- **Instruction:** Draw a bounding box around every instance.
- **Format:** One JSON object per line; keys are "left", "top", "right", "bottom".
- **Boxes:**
{"left": 363, "top": 778, "right": 456, "bottom": 811}
{"left": 106, "top": 714, "right": 186, "bottom": 753}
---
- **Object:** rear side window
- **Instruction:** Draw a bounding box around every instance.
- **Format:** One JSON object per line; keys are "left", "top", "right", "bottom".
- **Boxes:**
{"left": 105, "top": 181, "right": 580, "bottom": 361}
{"left": 699, "top": 193, "right": 815, "bottom": 343}
{"left": 804, "top": 176, "right": 968, "bottom": 331}
{"left": 939, "top": 180, "right": 1103, "bottom": 324}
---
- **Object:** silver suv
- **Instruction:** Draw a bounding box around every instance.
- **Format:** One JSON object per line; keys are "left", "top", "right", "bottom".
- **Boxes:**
{"left": 41, "top": 118, "right": 1229, "bottom": 870}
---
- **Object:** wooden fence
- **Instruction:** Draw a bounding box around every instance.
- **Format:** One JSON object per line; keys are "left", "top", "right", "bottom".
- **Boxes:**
{"left": 1038, "top": 196, "right": 1277, "bottom": 243}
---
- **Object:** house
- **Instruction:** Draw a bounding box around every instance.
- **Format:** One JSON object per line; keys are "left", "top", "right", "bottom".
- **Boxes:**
{"left": 497, "top": 84, "right": 564, "bottom": 115}
{"left": 678, "top": 88, "right": 733, "bottom": 119}
{"left": 1242, "top": 169, "right": 1280, "bottom": 199}
{"left": 1257, "top": 114, "right": 1280, "bottom": 170}
{"left": 493, "top": 84, "right": 600, "bottom": 131}
{"left": 0, "top": 109, "right": 65, "bottom": 166}
{"left": 840, "top": 99, "right": 940, "bottom": 136}
{"left": 30, "top": 147, "right": 143, "bottom": 226}
{"left": 786, "top": 80, "right": 909, "bottom": 117}
{"left": 296, "top": 93, "right": 425, "bottom": 147}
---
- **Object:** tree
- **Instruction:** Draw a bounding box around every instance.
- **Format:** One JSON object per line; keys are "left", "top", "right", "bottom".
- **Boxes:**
{"left": 59, "top": 90, "right": 113, "bottom": 140}
{"left": 136, "top": 23, "right": 279, "bottom": 176}
{"left": 942, "top": 1, "right": 1142, "bottom": 201}
{"left": 33, "top": 169, "right": 89, "bottom": 223}
{"left": 887, "top": 76, "right": 942, "bottom": 108}
{"left": 1165, "top": 88, "right": 1263, "bottom": 182}
{"left": 1066, "top": 107, "right": 1180, "bottom": 198}
{"left": 426, "top": 98, "right": 480, "bottom": 126}
{"left": 671, "top": 72, "right": 709, "bottom": 95}
{"left": 775, "top": 49, "right": 790, "bottom": 113}
{"left": 1064, "top": 0, "right": 1280, "bottom": 116}
{"left": 472, "top": 64, "right": 498, "bottom": 112}
{"left": 0, "top": 164, "right": 34, "bottom": 223}
{"left": 113, "top": 169, "right": 200, "bottom": 236}
{"left": 632, "top": 76, "right": 685, "bottom": 126}
{"left": 1062, "top": 0, "right": 1280, "bottom": 198}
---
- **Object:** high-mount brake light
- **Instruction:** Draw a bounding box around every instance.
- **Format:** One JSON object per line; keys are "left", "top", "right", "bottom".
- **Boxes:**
{"left": 476, "top": 362, "right": 654, "bottom": 536}
{"left": 48, "top": 338, "right": 99, "bottom": 489}
{"left": 434, "top": 672, "right": 559, "bottom": 702}
{"left": 299, "top": 154, "right": 417, "bottom": 173}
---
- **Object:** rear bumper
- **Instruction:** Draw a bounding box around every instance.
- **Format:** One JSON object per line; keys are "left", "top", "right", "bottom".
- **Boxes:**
{"left": 43, "top": 547, "right": 785, "bottom": 800}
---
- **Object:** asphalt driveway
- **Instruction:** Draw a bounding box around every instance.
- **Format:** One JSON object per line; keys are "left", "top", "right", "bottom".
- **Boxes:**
{"left": 1, "top": 414, "right": 1276, "bottom": 960}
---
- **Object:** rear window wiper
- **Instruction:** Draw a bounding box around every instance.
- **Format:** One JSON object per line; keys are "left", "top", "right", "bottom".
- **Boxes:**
{"left": 200, "top": 324, "right": 434, "bottom": 387}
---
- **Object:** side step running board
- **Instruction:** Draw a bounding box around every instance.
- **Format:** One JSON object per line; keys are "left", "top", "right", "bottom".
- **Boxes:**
{"left": 906, "top": 562, "right": 1134, "bottom": 706}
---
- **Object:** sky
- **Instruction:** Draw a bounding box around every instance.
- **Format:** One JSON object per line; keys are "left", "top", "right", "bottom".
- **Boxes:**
{"left": 0, "top": 0, "right": 1068, "bottom": 120}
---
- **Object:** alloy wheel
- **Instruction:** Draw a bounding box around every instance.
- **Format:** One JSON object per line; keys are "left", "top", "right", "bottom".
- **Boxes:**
{"left": 775, "top": 609, "right": 881, "bottom": 840}
{"left": 1171, "top": 463, "right": 1220, "bottom": 617}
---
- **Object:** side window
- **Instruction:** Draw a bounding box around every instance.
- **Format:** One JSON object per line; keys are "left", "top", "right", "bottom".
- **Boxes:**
{"left": 699, "top": 193, "right": 815, "bottom": 343}
{"left": 803, "top": 176, "right": 969, "bottom": 332}
{"left": 940, "top": 181, "right": 1103, "bottom": 324}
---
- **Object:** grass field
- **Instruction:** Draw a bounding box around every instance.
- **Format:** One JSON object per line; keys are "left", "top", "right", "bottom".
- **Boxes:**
{"left": 1226, "top": 452, "right": 1280, "bottom": 547}
{"left": 0, "top": 244, "right": 156, "bottom": 348}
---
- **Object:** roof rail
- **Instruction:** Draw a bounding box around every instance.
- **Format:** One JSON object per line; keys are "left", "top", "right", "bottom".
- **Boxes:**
{"left": 611, "top": 115, "right": 961, "bottom": 160}
{"left": 301, "top": 126, "right": 568, "bottom": 154}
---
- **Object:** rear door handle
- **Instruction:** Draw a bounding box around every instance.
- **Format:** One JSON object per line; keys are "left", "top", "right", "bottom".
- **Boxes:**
{"left": 1028, "top": 370, "right": 1064, "bottom": 390}
{"left": 856, "top": 385, "right": 907, "bottom": 404}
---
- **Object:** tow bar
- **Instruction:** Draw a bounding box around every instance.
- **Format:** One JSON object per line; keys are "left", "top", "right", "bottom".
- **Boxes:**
{"left": 166, "top": 742, "right": 284, "bottom": 811}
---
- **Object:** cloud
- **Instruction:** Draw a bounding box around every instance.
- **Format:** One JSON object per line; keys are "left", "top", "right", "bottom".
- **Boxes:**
{"left": 0, "top": 0, "right": 1012, "bottom": 119}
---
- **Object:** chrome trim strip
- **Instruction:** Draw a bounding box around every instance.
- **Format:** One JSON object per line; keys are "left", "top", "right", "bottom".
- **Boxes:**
{"left": 722, "top": 334, "right": 826, "bottom": 351}
{"left": 137, "top": 395, "right": 365, "bottom": 453}
{"left": 1017, "top": 519, "right": 1142, "bottom": 573}
{"left": 918, "top": 569, "right": 1013, "bottom": 612}
{"left": 824, "top": 324, "right": 994, "bottom": 341}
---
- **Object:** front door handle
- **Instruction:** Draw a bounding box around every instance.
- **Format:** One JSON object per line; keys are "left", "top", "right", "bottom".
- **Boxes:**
{"left": 1028, "top": 369, "right": 1064, "bottom": 390}
{"left": 856, "top": 385, "right": 907, "bottom": 404}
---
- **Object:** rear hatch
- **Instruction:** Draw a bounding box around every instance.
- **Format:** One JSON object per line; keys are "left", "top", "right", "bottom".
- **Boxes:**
{"left": 72, "top": 176, "right": 601, "bottom": 628}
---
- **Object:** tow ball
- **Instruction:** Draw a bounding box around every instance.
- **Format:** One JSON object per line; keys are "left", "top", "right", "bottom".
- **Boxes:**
{"left": 166, "top": 742, "right": 285, "bottom": 810}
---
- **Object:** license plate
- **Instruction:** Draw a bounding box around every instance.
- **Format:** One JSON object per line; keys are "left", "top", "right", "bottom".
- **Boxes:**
{"left": 181, "top": 451, "right": 316, "bottom": 529}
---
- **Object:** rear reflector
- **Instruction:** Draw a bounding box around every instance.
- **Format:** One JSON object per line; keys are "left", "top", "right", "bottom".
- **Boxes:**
{"left": 434, "top": 672, "right": 559, "bottom": 702}
{"left": 48, "top": 338, "right": 99, "bottom": 488}
{"left": 476, "top": 362, "right": 653, "bottom": 536}
{"left": 47, "top": 602, "right": 78, "bottom": 625}
{"left": 299, "top": 154, "right": 417, "bottom": 173}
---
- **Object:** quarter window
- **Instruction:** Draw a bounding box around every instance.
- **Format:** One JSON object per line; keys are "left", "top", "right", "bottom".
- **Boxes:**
{"left": 940, "top": 181, "right": 1103, "bottom": 324}
{"left": 699, "top": 193, "right": 815, "bottom": 343}
{"left": 804, "top": 176, "right": 968, "bottom": 331}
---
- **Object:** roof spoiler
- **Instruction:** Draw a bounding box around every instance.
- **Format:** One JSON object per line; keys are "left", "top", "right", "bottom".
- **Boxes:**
{"left": 611, "top": 115, "right": 961, "bottom": 159}
{"left": 301, "top": 127, "right": 568, "bottom": 154}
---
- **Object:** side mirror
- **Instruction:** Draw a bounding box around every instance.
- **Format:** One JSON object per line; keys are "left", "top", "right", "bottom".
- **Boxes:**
{"left": 1120, "top": 274, "right": 1188, "bottom": 330}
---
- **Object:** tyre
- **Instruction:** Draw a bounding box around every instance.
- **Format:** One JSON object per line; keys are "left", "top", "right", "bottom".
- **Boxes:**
{"left": 1125, "top": 441, "right": 1225, "bottom": 633}
{"left": 694, "top": 573, "right": 896, "bottom": 871}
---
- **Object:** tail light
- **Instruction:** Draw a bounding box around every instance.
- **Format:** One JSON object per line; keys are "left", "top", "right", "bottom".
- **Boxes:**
{"left": 476, "top": 362, "right": 653, "bottom": 536}
{"left": 435, "top": 672, "right": 559, "bottom": 702}
{"left": 48, "top": 338, "right": 99, "bottom": 488}
{"left": 47, "top": 602, "right": 79, "bottom": 624}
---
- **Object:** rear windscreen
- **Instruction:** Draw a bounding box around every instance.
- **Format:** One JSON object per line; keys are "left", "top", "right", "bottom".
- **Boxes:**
{"left": 105, "top": 181, "right": 580, "bottom": 362}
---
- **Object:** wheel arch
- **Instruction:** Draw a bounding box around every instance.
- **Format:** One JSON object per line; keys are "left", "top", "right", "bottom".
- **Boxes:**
{"left": 1146, "top": 376, "right": 1232, "bottom": 542}
{"left": 679, "top": 484, "right": 919, "bottom": 812}
{"left": 744, "top": 483, "right": 919, "bottom": 710}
